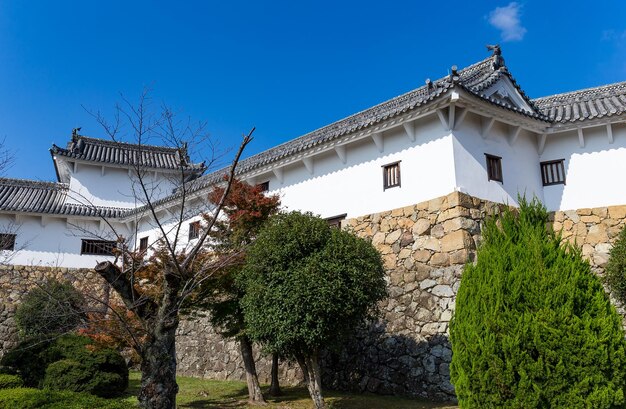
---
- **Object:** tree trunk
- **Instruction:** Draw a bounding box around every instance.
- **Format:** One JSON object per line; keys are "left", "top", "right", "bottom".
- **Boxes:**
{"left": 240, "top": 335, "right": 266, "bottom": 404}
{"left": 296, "top": 352, "right": 326, "bottom": 409}
{"left": 138, "top": 323, "right": 179, "bottom": 409}
{"left": 269, "top": 353, "right": 282, "bottom": 396}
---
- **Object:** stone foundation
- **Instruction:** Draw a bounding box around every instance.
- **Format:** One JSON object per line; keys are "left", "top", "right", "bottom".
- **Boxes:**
{"left": 2, "top": 193, "right": 626, "bottom": 401}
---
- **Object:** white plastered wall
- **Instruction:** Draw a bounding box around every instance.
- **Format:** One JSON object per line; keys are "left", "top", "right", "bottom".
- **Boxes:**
{"left": 258, "top": 114, "right": 457, "bottom": 219}
{"left": 451, "top": 112, "right": 544, "bottom": 206}
{"left": 65, "top": 163, "right": 179, "bottom": 208}
{"left": 541, "top": 122, "right": 626, "bottom": 211}
{"left": 0, "top": 214, "right": 131, "bottom": 268}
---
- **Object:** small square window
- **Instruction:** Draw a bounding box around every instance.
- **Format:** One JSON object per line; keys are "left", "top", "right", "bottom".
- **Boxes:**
{"left": 139, "top": 237, "right": 148, "bottom": 252}
{"left": 485, "top": 154, "right": 503, "bottom": 182}
{"left": 189, "top": 221, "right": 200, "bottom": 240}
{"left": 0, "top": 234, "right": 16, "bottom": 251}
{"left": 540, "top": 159, "right": 566, "bottom": 186}
{"left": 383, "top": 162, "right": 401, "bottom": 190}
{"left": 256, "top": 181, "right": 269, "bottom": 192}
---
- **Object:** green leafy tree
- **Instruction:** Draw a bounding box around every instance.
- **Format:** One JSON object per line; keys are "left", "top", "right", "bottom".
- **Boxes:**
{"left": 15, "top": 280, "right": 86, "bottom": 339}
{"left": 605, "top": 225, "right": 626, "bottom": 306}
{"left": 240, "top": 211, "right": 386, "bottom": 409}
{"left": 192, "top": 177, "right": 280, "bottom": 404}
{"left": 450, "top": 198, "right": 626, "bottom": 408}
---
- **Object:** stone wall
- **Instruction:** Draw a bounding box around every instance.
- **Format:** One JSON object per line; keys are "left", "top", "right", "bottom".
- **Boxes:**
{"left": 2, "top": 194, "right": 626, "bottom": 402}
{"left": 0, "top": 265, "right": 109, "bottom": 354}
{"left": 319, "top": 191, "right": 496, "bottom": 400}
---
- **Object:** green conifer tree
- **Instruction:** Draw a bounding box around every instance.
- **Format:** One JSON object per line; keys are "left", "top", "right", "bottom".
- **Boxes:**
{"left": 450, "top": 198, "right": 626, "bottom": 408}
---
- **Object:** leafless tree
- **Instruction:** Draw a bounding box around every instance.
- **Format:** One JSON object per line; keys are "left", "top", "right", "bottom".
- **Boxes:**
{"left": 79, "top": 91, "right": 254, "bottom": 409}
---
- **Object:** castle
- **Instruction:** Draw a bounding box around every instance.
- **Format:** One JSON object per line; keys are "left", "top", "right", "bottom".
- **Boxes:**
{"left": 1, "top": 47, "right": 625, "bottom": 399}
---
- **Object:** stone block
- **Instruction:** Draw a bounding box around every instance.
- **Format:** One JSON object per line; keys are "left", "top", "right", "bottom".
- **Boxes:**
{"left": 580, "top": 215, "right": 601, "bottom": 224}
{"left": 430, "top": 252, "right": 450, "bottom": 267}
{"left": 449, "top": 249, "right": 470, "bottom": 265}
{"left": 372, "top": 232, "right": 386, "bottom": 246}
{"left": 400, "top": 232, "right": 414, "bottom": 247}
{"left": 447, "top": 191, "right": 475, "bottom": 209}
{"left": 385, "top": 229, "right": 402, "bottom": 244}
{"left": 431, "top": 285, "right": 454, "bottom": 297}
{"left": 592, "top": 207, "right": 608, "bottom": 218}
{"left": 413, "top": 249, "right": 431, "bottom": 263}
{"left": 586, "top": 224, "right": 608, "bottom": 245}
{"left": 423, "top": 238, "right": 441, "bottom": 252}
{"left": 609, "top": 206, "right": 626, "bottom": 220}
{"left": 437, "top": 207, "right": 471, "bottom": 223}
{"left": 419, "top": 279, "right": 437, "bottom": 290}
{"left": 431, "top": 224, "right": 445, "bottom": 239}
{"left": 441, "top": 230, "right": 473, "bottom": 253}
{"left": 412, "top": 218, "right": 431, "bottom": 236}
{"left": 577, "top": 208, "right": 592, "bottom": 216}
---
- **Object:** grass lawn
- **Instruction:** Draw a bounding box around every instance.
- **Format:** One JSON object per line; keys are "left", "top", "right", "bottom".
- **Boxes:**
{"left": 116, "top": 372, "right": 458, "bottom": 409}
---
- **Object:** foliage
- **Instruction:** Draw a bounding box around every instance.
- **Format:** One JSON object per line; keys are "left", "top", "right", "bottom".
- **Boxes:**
{"left": 241, "top": 211, "right": 386, "bottom": 357}
{"left": 191, "top": 177, "right": 280, "bottom": 338}
{"left": 605, "top": 225, "right": 626, "bottom": 306}
{"left": 0, "top": 374, "right": 23, "bottom": 389}
{"left": 79, "top": 303, "right": 146, "bottom": 365}
{"left": 0, "top": 388, "right": 129, "bottom": 409}
{"left": 14, "top": 280, "right": 86, "bottom": 339}
{"left": 0, "top": 334, "right": 127, "bottom": 396}
{"left": 450, "top": 198, "right": 626, "bottom": 408}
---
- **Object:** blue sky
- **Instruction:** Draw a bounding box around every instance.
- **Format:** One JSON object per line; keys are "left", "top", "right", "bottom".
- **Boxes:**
{"left": 1, "top": 1, "right": 625, "bottom": 181}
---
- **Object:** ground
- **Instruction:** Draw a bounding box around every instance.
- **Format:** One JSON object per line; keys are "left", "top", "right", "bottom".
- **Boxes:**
{"left": 117, "top": 372, "right": 459, "bottom": 408}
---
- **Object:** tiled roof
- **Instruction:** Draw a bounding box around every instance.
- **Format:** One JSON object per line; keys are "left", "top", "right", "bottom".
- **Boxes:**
{"left": 532, "top": 81, "right": 626, "bottom": 124}
{"left": 0, "top": 178, "right": 127, "bottom": 218}
{"left": 202, "top": 54, "right": 544, "bottom": 179}
{"left": 50, "top": 136, "right": 206, "bottom": 172}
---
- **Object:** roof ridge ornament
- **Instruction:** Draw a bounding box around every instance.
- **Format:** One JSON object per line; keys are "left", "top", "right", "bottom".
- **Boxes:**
{"left": 486, "top": 44, "right": 504, "bottom": 70}
{"left": 450, "top": 66, "right": 460, "bottom": 83}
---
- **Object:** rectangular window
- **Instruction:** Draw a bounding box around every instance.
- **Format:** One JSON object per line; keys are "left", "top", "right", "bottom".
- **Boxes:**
{"left": 81, "top": 239, "right": 116, "bottom": 256}
{"left": 256, "top": 181, "right": 269, "bottom": 192}
{"left": 541, "top": 159, "right": 566, "bottom": 186}
{"left": 383, "top": 161, "right": 401, "bottom": 190}
{"left": 325, "top": 214, "right": 347, "bottom": 229}
{"left": 189, "top": 221, "right": 200, "bottom": 240}
{"left": 485, "top": 154, "right": 503, "bottom": 182}
{"left": 139, "top": 237, "right": 148, "bottom": 252}
{"left": 0, "top": 234, "right": 16, "bottom": 251}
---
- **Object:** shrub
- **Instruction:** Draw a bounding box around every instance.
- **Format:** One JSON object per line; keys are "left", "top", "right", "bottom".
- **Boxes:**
{"left": 0, "top": 334, "right": 128, "bottom": 396}
{"left": 15, "top": 280, "right": 86, "bottom": 339}
{"left": 450, "top": 198, "right": 626, "bottom": 408}
{"left": 0, "top": 374, "right": 23, "bottom": 389}
{"left": 605, "top": 225, "right": 626, "bottom": 306}
{"left": 0, "top": 387, "right": 129, "bottom": 409}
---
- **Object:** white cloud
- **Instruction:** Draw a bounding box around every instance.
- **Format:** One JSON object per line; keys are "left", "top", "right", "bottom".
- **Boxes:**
{"left": 488, "top": 3, "right": 527, "bottom": 42}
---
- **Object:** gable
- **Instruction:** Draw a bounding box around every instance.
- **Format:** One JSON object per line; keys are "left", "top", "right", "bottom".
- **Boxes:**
{"left": 480, "top": 76, "right": 534, "bottom": 113}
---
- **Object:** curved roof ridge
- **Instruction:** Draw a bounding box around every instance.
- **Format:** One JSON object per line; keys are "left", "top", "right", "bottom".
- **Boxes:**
{"left": 533, "top": 81, "right": 626, "bottom": 104}
{"left": 0, "top": 177, "right": 68, "bottom": 189}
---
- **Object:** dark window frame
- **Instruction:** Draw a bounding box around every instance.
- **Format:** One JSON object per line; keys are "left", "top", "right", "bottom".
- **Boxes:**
{"left": 0, "top": 233, "right": 16, "bottom": 251}
{"left": 189, "top": 221, "right": 201, "bottom": 240}
{"left": 139, "top": 236, "right": 149, "bottom": 253}
{"left": 325, "top": 213, "right": 347, "bottom": 229}
{"left": 81, "top": 239, "right": 116, "bottom": 256}
{"left": 382, "top": 161, "right": 401, "bottom": 190}
{"left": 540, "top": 159, "right": 566, "bottom": 186}
{"left": 485, "top": 154, "right": 503, "bottom": 183}
{"left": 256, "top": 181, "right": 270, "bottom": 192}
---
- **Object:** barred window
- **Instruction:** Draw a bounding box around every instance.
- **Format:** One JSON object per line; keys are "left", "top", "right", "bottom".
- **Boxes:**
{"left": 0, "top": 234, "right": 16, "bottom": 251}
{"left": 256, "top": 181, "right": 269, "bottom": 192}
{"left": 485, "top": 154, "right": 503, "bottom": 182}
{"left": 383, "top": 162, "right": 401, "bottom": 190}
{"left": 189, "top": 221, "right": 200, "bottom": 240}
{"left": 541, "top": 159, "right": 566, "bottom": 186}
{"left": 81, "top": 239, "right": 116, "bottom": 256}
{"left": 139, "top": 237, "right": 149, "bottom": 252}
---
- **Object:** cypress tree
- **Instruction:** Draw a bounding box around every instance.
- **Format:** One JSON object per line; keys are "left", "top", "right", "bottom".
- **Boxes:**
{"left": 450, "top": 198, "right": 626, "bottom": 408}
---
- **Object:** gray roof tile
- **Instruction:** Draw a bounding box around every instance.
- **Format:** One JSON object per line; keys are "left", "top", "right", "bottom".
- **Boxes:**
{"left": 0, "top": 178, "right": 127, "bottom": 218}
{"left": 50, "top": 136, "right": 206, "bottom": 172}
{"left": 532, "top": 81, "right": 626, "bottom": 123}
